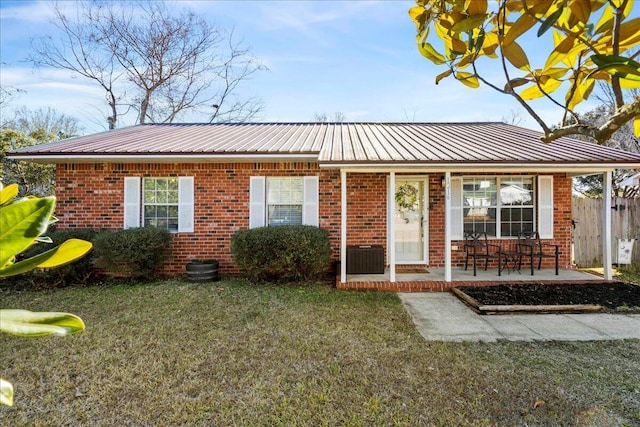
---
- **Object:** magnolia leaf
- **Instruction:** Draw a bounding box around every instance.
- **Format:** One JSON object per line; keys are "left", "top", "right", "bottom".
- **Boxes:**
{"left": 481, "top": 31, "right": 499, "bottom": 56}
{"left": 589, "top": 55, "right": 640, "bottom": 81}
{"left": 502, "top": 41, "right": 530, "bottom": 70}
{"left": 595, "top": 3, "right": 614, "bottom": 34}
{"left": 529, "top": 0, "right": 554, "bottom": 15}
{"left": 538, "top": 5, "right": 564, "bottom": 37}
{"left": 0, "top": 196, "right": 55, "bottom": 269}
{"left": 0, "top": 239, "right": 93, "bottom": 278}
{"left": 0, "top": 309, "right": 85, "bottom": 337}
{"left": 0, "top": 378, "right": 13, "bottom": 406}
{"left": 449, "top": 35, "right": 468, "bottom": 55}
{"left": 503, "top": 13, "right": 536, "bottom": 47}
{"left": 567, "top": 78, "right": 595, "bottom": 110}
{"left": 618, "top": 18, "right": 640, "bottom": 47}
{"left": 520, "top": 79, "right": 562, "bottom": 100}
{"left": 451, "top": 14, "right": 487, "bottom": 33}
{"left": 465, "top": 0, "right": 487, "bottom": 16}
{"left": 504, "top": 78, "right": 531, "bottom": 92}
{"left": 0, "top": 184, "right": 19, "bottom": 207}
{"left": 544, "top": 33, "right": 577, "bottom": 69}
{"left": 409, "top": 6, "right": 427, "bottom": 28}
{"left": 569, "top": 0, "right": 591, "bottom": 24}
{"left": 620, "top": 78, "right": 640, "bottom": 89}
{"left": 455, "top": 71, "right": 480, "bottom": 88}
{"left": 417, "top": 40, "right": 446, "bottom": 64}
{"left": 436, "top": 69, "right": 454, "bottom": 84}
{"left": 634, "top": 115, "right": 640, "bottom": 138}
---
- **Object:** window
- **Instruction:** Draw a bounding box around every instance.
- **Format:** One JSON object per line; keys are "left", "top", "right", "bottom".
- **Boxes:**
{"left": 463, "top": 177, "right": 534, "bottom": 238}
{"left": 143, "top": 178, "right": 179, "bottom": 231}
{"left": 124, "top": 176, "right": 194, "bottom": 232}
{"left": 267, "top": 177, "right": 303, "bottom": 226}
{"left": 249, "top": 176, "right": 318, "bottom": 228}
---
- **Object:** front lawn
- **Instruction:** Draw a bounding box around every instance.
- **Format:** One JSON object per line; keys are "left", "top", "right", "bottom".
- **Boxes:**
{"left": 1, "top": 280, "right": 639, "bottom": 426}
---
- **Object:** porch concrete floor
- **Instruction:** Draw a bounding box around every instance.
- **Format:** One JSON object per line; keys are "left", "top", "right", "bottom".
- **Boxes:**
{"left": 345, "top": 267, "right": 602, "bottom": 283}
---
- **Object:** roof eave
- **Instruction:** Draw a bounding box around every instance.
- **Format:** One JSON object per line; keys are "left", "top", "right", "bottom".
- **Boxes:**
{"left": 6, "top": 153, "right": 320, "bottom": 164}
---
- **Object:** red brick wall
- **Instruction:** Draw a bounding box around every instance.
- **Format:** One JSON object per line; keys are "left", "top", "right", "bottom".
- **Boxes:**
{"left": 55, "top": 165, "right": 572, "bottom": 276}
{"left": 56, "top": 162, "right": 343, "bottom": 275}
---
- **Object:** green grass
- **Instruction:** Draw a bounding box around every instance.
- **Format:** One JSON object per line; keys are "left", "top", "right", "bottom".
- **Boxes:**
{"left": 1, "top": 279, "right": 639, "bottom": 426}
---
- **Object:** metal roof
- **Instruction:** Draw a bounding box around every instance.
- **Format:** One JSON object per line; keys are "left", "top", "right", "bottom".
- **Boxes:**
{"left": 9, "top": 122, "right": 640, "bottom": 169}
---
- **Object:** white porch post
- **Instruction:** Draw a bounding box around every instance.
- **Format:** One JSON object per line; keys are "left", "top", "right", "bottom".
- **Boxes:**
{"left": 340, "top": 170, "right": 347, "bottom": 283}
{"left": 389, "top": 172, "right": 396, "bottom": 283}
{"left": 602, "top": 171, "right": 613, "bottom": 280}
{"left": 444, "top": 171, "right": 452, "bottom": 282}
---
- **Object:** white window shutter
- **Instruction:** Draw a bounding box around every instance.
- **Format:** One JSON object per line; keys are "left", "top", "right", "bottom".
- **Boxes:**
{"left": 450, "top": 177, "right": 463, "bottom": 240}
{"left": 249, "top": 176, "right": 266, "bottom": 228}
{"left": 178, "top": 177, "right": 194, "bottom": 233}
{"left": 538, "top": 175, "right": 554, "bottom": 239}
{"left": 303, "top": 176, "right": 319, "bottom": 226}
{"left": 123, "top": 177, "right": 140, "bottom": 229}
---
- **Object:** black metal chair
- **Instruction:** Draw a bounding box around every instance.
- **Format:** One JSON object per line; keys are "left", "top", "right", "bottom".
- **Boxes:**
{"left": 516, "top": 231, "right": 560, "bottom": 275}
{"left": 464, "top": 232, "right": 502, "bottom": 276}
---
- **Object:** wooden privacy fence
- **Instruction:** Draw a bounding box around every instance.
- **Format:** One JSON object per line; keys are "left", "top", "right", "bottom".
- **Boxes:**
{"left": 572, "top": 197, "right": 640, "bottom": 269}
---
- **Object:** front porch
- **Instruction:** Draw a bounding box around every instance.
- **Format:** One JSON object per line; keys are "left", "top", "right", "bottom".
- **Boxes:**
{"left": 336, "top": 267, "right": 605, "bottom": 292}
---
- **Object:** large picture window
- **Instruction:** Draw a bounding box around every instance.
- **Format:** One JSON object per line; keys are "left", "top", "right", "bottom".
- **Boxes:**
{"left": 463, "top": 177, "right": 534, "bottom": 237}
{"left": 266, "top": 177, "right": 303, "bottom": 226}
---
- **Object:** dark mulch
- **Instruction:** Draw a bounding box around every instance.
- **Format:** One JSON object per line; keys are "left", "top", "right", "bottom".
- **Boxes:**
{"left": 455, "top": 282, "right": 640, "bottom": 311}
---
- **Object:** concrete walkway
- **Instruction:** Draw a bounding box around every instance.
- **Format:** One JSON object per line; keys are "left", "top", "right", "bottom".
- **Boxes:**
{"left": 400, "top": 292, "right": 640, "bottom": 342}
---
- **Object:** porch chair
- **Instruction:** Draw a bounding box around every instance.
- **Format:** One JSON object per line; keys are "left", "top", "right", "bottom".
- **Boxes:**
{"left": 463, "top": 232, "right": 502, "bottom": 276}
{"left": 516, "top": 231, "right": 560, "bottom": 275}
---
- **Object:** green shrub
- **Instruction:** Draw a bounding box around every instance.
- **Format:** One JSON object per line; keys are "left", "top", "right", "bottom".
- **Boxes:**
{"left": 93, "top": 227, "right": 173, "bottom": 278}
{"left": 19, "top": 228, "right": 101, "bottom": 287}
{"left": 231, "top": 225, "right": 331, "bottom": 282}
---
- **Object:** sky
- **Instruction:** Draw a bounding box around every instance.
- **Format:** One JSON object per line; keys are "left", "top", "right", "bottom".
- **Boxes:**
{"left": 0, "top": 0, "right": 601, "bottom": 135}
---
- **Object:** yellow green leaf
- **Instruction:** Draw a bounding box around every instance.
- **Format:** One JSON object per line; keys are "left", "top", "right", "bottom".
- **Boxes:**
{"left": 566, "top": 78, "right": 595, "bottom": 110}
{"left": 0, "top": 309, "right": 85, "bottom": 337}
{"left": 1, "top": 378, "right": 13, "bottom": 406}
{"left": 594, "top": 3, "right": 614, "bottom": 34}
{"left": 465, "top": 0, "right": 488, "bottom": 16}
{"left": 436, "top": 69, "right": 453, "bottom": 84}
{"left": 451, "top": 14, "right": 487, "bottom": 33}
{"left": 634, "top": 115, "right": 640, "bottom": 138}
{"left": 455, "top": 71, "right": 480, "bottom": 88}
{"left": 569, "top": 0, "right": 591, "bottom": 24}
{"left": 519, "top": 79, "right": 562, "bottom": 100}
{"left": 417, "top": 40, "right": 446, "bottom": 64}
{"left": 503, "top": 13, "right": 537, "bottom": 47}
{"left": 504, "top": 78, "right": 531, "bottom": 92}
{"left": 502, "top": 40, "right": 530, "bottom": 70}
{"left": 618, "top": 17, "right": 640, "bottom": 47}
{"left": 409, "top": 6, "right": 427, "bottom": 27}
{"left": 36, "top": 239, "right": 93, "bottom": 268}
{"left": 0, "top": 184, "right": 18, "bottom": 207}
{"left": 481, "top": 31, "right": 499, "bottom": 56}
{"left": 448, "top": 35, "right": 468, "bottom": 54}
{"left": 620, "top": 78, "right": 640, "bottom": 89}
{"left": 545, "top": 33, "right": 578, "bottom": 69}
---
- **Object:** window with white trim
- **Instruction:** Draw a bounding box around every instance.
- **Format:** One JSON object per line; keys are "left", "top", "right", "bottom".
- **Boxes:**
{"left": 123, "top": 176, "right": 194, "bottom": 233}
{"left": 249, "top": 176, "right": 319, "bottom": 228}
{"left": 463, "top": 176, "right": 534, "bottom": 237}
{"left": 143, "top": 178, "right": 179, "bottom": 231}
{"left": 267, "top": 177, "right": 303, "bottom": 226}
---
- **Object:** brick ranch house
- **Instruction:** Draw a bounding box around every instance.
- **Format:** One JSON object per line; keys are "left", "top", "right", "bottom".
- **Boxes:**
{"left": 9, "top": 122, "right": 640, "bottom": 288}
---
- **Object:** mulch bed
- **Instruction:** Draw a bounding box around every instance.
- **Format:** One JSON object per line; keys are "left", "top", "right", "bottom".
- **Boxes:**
{"left": 452, "top": 282, "right": 640, "bottom": 314}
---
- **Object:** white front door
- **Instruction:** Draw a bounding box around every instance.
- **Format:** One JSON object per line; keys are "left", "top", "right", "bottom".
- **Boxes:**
{"left": 393, "top": 177, "right": 428, "bottom": 264}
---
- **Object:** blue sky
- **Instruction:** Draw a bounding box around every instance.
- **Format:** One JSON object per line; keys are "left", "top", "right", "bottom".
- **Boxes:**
{"left": 0, "top": 0, "right": 598, "bottom": 134}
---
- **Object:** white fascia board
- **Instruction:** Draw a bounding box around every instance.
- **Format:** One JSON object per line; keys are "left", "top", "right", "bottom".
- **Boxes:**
{"left": 320, "top": 163, "right": 628, "bottom": 174}
{"left": 6, "top": 153, "right": 319, "bottom": 164}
